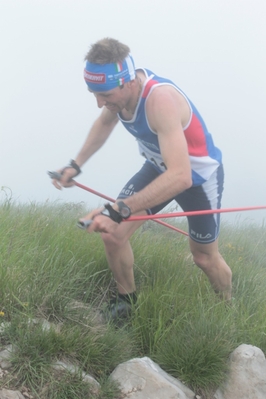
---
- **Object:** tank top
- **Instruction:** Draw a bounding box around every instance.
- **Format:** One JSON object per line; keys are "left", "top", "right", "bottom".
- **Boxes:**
{"left": 118, "top": 68, "right": 222, "bottom": 186}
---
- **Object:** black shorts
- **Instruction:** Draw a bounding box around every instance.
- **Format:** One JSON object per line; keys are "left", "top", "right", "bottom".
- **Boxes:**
{"left": 117, "top": 161, "right": 224, "bottom": 244}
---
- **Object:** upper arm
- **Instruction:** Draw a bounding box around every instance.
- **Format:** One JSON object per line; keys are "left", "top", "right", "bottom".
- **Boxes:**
{"left": 146, "top": 87, "right": 191, "bottom": 178}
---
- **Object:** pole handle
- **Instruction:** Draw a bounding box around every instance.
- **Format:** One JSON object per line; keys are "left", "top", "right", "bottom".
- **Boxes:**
{"left": 77, "top": 219, "right": 93, "bottom": 230}
{"left": 47, "top": 171, "right": 62, "bottom": 180}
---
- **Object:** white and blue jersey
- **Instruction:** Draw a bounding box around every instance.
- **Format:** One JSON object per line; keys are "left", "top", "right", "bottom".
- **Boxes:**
{"left": 118, "top": 68, "right": 222, "bottom": 186}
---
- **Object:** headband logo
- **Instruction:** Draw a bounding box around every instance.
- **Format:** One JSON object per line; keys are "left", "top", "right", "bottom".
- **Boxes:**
{"left": 84, "top": 70, "right": 106, "bottom": 84}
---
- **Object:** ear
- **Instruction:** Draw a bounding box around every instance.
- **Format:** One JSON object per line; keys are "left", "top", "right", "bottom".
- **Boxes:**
{"left": 128, "top": 78, "right": 138, "bottom": 88}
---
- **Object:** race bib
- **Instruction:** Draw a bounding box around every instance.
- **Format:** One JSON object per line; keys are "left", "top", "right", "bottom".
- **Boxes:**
{"left": 138, "top": 141, "right": 167, "bottom": 171}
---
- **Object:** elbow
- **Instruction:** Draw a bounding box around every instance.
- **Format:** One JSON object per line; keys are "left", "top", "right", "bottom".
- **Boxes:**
{"left": 183, "top": 165, "right": 193, "bottom": 190}
{"left": 183, "top": 176, "right": 193, "bottom": 191}
{"left": 169, "top": 167, "right": 192, "bottom": 193}
{"left": 179, "top": 173, "right": 192, "bottom": 192}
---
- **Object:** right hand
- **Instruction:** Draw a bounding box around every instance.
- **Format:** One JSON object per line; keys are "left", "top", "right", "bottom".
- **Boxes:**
{"left": 52, "top": 167, "right": 78, "bottom": 190}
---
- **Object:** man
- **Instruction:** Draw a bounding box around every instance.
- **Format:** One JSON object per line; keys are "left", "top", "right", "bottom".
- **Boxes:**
{"left": 52, "top": 37, "right": 232, "bottom": 321}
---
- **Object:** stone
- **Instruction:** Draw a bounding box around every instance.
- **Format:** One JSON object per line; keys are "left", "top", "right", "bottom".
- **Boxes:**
{"left": 0, "top": 389, "right": 25, "bottom": 399}
{"left": 0, "top": 345, "right": 13, "bottom": 369}
{"left": 52, "top": 360, "right": 100, "bottom": 393}
{"left": 214, "top": 344, "right": 266, "bottom": 399}
{"left": 110, "top": 356, "right": 196, "bottom": 399}
{"left": 2, "top": 340, "right": 266, "bottom": 399}
{"left": 0, "top": 323, "right": 11, "bottom": 335}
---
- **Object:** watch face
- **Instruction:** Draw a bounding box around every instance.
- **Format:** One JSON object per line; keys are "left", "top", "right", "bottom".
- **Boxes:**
{"left": 120, "top": 207, "right": 131, "bottom": 218}
{"left": 118, "top": 201, "right": 131, "bottom": 218}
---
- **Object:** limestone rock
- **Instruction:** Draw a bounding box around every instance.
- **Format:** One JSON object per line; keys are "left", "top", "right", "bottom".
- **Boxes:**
{"left": 214, "top": 344, "right": 266, "bottom": 399}
{"left": 52, "top": 360, "right": 100, "bottom": 393}
{"left": 0, "top": 345, "right": 13, "bottom": 369}
{"left": 0, "top": 389, "right": 25, "bottom": 399}
{"left": 110, "top": 356, "right": 196, "bottom": 399}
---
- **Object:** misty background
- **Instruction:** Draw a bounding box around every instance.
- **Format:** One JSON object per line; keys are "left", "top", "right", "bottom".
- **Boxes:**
{"left": 1, "top": 0, "right": 266, "bottom": 227}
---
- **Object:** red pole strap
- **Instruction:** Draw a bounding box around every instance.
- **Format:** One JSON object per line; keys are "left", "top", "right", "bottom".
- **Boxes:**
{"left": 126, "top": 205, "right": 266, "bottom": 222}
{"left": 75, "top": 181, "right": 114, "bottom": 203}
{"left": 74, "top": 181, "right": 189, "bottom": 236}
{"left": 74, "top": 181, "right": 266, "bottom": 233}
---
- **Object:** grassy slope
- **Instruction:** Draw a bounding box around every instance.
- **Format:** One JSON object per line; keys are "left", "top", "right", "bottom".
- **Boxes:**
{"left": 0, "top": 199, "right": 266, "bottom": 398}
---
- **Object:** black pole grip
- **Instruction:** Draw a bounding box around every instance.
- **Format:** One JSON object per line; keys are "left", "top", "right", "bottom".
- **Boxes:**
{"left": 77, "top": 220, "right": 93, "bottom": 230}
{"left": 47, "top": 171, "right": 62, "bottom": 180}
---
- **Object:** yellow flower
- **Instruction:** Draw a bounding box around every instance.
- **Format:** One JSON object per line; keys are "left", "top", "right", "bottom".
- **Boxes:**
{"left": 0, "top": 311, "right": 5, "bottom": 317}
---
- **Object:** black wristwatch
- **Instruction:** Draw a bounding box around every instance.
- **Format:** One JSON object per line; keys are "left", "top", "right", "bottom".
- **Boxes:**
{"left": 117, "top": 201, "right": 131, "bottom": 219}
{"left": 101, "top": 202, "right": 131, "bottom": 223}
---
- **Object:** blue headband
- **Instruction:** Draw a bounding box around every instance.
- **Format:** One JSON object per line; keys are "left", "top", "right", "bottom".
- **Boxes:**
{"left": 84, "top": 54, "right": 136, "bottom": 92}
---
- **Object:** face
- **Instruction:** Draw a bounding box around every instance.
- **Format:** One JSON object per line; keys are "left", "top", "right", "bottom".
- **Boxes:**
{"left": 89, "top": 84, "right": 130, "bottom": 113}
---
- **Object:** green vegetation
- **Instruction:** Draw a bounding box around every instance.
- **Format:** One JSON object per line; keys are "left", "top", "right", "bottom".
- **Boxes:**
{"left": 1, "top": 192, "right": 266, "bottom": 398}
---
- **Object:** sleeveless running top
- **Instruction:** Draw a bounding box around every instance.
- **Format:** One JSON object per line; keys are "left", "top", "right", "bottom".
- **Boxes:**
{"left": 118, "top": 68, "right": 222, "bottom": 186}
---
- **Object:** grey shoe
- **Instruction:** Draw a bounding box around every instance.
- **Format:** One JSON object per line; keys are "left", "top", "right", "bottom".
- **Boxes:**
{"left": 102, "top": 297, "right": 132, "bottom": 324}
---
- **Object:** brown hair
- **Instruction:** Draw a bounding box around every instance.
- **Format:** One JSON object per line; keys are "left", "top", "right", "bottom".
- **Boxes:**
{"left": 84, "top": 38, "right": 130, "bottom": 64}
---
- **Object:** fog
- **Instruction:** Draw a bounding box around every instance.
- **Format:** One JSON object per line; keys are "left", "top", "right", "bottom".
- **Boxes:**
{"left": 1, "top": 0, "right": 266, "bottom": 226}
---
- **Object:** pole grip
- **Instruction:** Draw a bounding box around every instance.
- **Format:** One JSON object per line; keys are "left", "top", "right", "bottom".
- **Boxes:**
{"left": 47, "top": 171, "right": 62, "bottom": 180}
{"left": 77, "top": 219, "right": 93, "bottom": 230}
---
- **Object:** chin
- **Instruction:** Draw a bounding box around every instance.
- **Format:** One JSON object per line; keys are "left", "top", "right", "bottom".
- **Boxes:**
{"left": 106, "top": 105, "right": 118, "bottom": 113}
{"left": 108, "top": 108, "right": 118, "bottom": 114}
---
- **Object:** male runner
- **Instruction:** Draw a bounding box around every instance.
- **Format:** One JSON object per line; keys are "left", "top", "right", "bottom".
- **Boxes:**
{"left": 52, "top": 38, "right": 232, "bottom": 321}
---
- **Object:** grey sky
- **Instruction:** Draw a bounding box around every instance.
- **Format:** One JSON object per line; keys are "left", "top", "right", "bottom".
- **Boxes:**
{"left": 1, "top": 0, "right": 266, "bottom": 225}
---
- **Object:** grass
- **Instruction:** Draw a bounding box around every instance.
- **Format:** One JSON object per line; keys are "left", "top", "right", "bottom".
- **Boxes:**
{"left": 1, "top": 193, "right": 266, "bottom": 398}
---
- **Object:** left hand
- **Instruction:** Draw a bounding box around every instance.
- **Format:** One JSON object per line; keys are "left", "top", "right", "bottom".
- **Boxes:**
{"left": 79, "top": 208, "right": 120, "bottom": 234}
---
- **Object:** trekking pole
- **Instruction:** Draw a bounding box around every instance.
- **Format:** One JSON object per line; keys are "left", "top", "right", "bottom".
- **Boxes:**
{"left": 47, "top": 171, "right": 188, "bottom": 235}
{"left": 126, "top": 205, "right": 266, "bottom": 222}
{"left": 48, "top": 172, "right": 266, "bottom": 230}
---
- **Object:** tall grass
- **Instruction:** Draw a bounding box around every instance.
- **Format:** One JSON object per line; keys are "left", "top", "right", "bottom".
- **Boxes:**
{"left": 1, "top": 195, "right": 266, "bottom": 398}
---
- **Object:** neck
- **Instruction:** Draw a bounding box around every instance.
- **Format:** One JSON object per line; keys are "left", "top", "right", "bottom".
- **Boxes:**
{"left": 126, "top": 77, "right": 142, "bottom": 115}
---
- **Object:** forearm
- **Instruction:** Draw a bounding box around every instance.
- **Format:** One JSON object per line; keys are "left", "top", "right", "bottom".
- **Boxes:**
{"left": 75, "top": 113, "right": 118, "bottom": 167}
{"left": 123, "top": 170, "right": 192, "bottom": 214}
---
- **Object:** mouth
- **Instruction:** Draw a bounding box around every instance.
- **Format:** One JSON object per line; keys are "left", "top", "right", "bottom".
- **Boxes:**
{"left": 105, "top": 104, "right": 118, "bottom": 112}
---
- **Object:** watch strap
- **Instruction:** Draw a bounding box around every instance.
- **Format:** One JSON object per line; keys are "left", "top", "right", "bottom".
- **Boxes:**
{"left": 62, "top": 159, "right": 82, "bottom": 178}
{"left": 101, "top": 203, "right": 123, "bottom": 224}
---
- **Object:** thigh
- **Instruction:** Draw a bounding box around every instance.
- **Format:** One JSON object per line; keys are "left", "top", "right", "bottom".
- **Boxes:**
{"left": 189, "top": 236, "right": 219, "bottom": 257}
{"left": 175, "top": 165, "right": 224, "bottom": 244}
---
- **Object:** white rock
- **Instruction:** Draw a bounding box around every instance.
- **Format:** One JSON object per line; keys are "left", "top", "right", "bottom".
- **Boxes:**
{"left": 0, "top": 322, "right": 11, "bottom": 334}
{"left": 0, "top": 389, "right": 25, "bottom": 399}
{"left": 214, "top": 344, "right": 266, "bottom": 399}
{"left": 110, "top": 356, "right": 196, "bottom": 399}
{"left": 0, "top": 345, "right": 13, "bottom": 369}
{"left": 52, "top": 360, "right": 100, "bottom": 392}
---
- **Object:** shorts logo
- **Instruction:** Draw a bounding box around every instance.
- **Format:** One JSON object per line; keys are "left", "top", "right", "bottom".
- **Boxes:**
{"left": 84, "top": 70, "right": 106, "bottom": 83}
{"left": 191, "top": 230, "right": 212, "bottom": 240}
{"left": 121, "top": 184, "right": 135, "bottom": 197}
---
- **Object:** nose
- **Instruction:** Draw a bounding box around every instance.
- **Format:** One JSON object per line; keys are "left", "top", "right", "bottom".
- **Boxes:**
{"left": 95, "top": 94, "right": 106, "bottom": 108}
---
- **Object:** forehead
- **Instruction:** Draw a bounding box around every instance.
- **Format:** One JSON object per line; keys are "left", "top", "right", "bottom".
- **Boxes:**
{"left": 88, "top": 86, "right": 120, "bottom": 96}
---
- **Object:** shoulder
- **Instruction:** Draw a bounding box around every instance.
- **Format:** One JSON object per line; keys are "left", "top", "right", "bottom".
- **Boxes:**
{"left": 147, "top": 84, "right": 185, "bottom": 107}
{"left": 146, "top": 85, "right": 190, "bottom": 129}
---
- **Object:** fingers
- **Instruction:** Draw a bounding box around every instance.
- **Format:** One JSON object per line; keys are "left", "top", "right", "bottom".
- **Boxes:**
{"left": 52, "top": 179, "right": 62, "bottom": 190}
{"left": 58, "top": 169, "right": 76, "bottom": 186}
{"left": 78, "top": 209, "right": 101, "bottom": 231}
{"left": 78, "top": 209, "right": 113, "bottom": 234}
{"left": 50, "top": 168, "right": 77, "bottom": 189}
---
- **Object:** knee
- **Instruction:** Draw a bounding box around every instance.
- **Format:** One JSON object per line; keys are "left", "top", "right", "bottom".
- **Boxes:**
{"left": 101, "top": 231, "right": 125, "bottom": 249}
{"left": 191, "top": 250, "right": 214, "bottom": 272}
